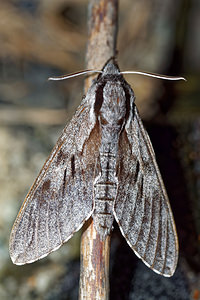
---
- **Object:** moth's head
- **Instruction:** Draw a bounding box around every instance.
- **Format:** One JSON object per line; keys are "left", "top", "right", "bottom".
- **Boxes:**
{"left": 101, "top": 58, "right": 121, "bottom": 76}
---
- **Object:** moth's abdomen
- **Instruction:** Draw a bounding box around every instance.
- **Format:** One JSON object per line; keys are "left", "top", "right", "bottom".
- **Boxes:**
{"left": 93, "top": 152, "right": 118, "bottom": 239}
{"left": 92, "top": 80, "right": 126, "bottom": 238}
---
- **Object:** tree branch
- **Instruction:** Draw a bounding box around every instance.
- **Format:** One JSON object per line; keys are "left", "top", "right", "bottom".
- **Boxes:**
{"left": 79, "top": 1, "right": 118, "bottom": 299}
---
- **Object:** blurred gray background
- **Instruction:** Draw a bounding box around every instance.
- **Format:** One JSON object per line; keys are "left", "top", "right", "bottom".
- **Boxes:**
{"left": 0, "top": 0, "right": 199, "bottom": 299}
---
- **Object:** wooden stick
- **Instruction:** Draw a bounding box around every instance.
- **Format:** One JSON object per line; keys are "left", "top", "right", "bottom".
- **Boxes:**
{"left": 79, "top": 220, "right": 111, "bottom": 299}
{"left": 84, "top": 0, "right": 118, "bottom": 90}
{"left": 79, "top": 1, "right": 118, "bottom": 299}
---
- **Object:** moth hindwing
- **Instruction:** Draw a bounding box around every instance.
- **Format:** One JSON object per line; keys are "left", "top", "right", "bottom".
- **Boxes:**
{"left": 9, "top": 58, "right": 178, "bottom": 277}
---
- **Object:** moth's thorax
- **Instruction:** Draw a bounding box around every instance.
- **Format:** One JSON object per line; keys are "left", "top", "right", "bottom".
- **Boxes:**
{"left": 99, "top": 81, "right": 126, "bottom": 142}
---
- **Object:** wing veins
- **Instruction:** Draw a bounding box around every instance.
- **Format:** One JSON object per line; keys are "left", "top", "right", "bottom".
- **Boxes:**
{"left": 56, "top": 198, "right": 63, "bottom": 245}
{"left": 139, "top": 189, "right": 154, "bottom": 259}
{"left": 121, "top": 173, "right": 133, "bottom": 228}
{"left": 46, "top": 200, "right": 50, "bottom": 253}
{"left": 35, "top": 201, "right": 39, "bottom": 261}
{"left": 13, "top": 139, "right": 67, "bottom": 232}
{"left": 133, "top": 191, "right": 145, "bottom": 247}
{"left": 126, "top": 175, "right": 137, "bottom": 234}
{"left": 151, "top": 197, "right": 161, "bottom": 270}
{"left": 162, "top": 216, "right": 168, "bottom": 274}
{"left": 135, "top": 109, "right": 168, "bottom": 203}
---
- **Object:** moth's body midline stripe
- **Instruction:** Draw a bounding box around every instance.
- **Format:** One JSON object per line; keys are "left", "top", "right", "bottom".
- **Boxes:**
{"left": 94, "top": 182, "right": 117, "bottom": 187}
{"left": 101, "top": 168, "right": 116, "bottom": 172}
{"left": 100, "top": 152, "right": 116, "bottom": 157}
{"left": 94, "top": 212, "right": 112, "bottom": 215}
{"left": 96, "top": 197, "right": 114, "bottom": 201}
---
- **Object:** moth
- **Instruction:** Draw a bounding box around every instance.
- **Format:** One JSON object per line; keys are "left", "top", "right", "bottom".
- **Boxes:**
{"left": 9, "top": 58, "right": 181, "bottom": 277}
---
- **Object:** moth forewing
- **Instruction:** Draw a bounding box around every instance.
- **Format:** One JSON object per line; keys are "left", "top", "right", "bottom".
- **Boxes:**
{"left": 9, "top": 85, "right": 100, "bottom": 265}
{"left": 9, "top": 58, "right": 178, "bottom": 277}
{"left": 114, "top": 106, "right": 178, "bottom": 277}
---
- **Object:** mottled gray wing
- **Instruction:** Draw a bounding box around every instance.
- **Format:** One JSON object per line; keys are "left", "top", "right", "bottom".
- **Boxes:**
{"left": 10, "top": 94, "right": 100, "bottom": 265}
{"left": 114, "top": 106, "right": 178, "bottom": 277}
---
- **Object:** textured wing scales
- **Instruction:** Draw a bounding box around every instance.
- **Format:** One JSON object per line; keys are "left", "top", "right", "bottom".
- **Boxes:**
{"left": 114, "top": 106, "right": 178, "bottom": 277}
{"left": 10, "top": 96, "right": 100, "bottom": 265}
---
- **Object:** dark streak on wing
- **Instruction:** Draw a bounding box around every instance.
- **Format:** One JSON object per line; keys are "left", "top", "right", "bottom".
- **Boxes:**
{"left": 135, "top": 161, "right": 140, "bottom": 181}
{"left": 122, "top": 84, "right": 131, "bottom": 123}
{"left": 94, "top": 82, "right": 106, "bottom": 115}
{"left": 71, "top": 155, "right": 75, "bottom": 178}
{"left": 63, "top": 168, "right": 67, "bottom": 196}
{"left": 140, "top": 177, "right": 144, "bottom": 198}
{"left": 63, "top": 168, "right": 67, "bottom": 183}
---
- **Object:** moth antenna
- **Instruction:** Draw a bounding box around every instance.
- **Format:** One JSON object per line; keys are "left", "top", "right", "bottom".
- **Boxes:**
{"left": 48, "top": 70, "right": 102, "bottom": 81}
{"left": 120, "top": 71, "right": 186, "bottom": 81}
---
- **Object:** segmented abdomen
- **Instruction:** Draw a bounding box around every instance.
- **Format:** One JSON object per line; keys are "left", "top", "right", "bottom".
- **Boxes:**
{"left": 93, "top": 151, "right": 118, "bottom": 239}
